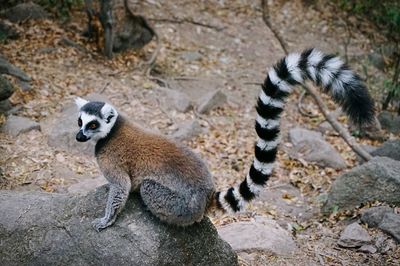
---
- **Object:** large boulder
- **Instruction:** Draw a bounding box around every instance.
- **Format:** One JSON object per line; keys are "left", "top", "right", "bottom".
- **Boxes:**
{"left": 0, "top": 185, "right": 238, "bottom": 265}
{"left": 289, "top": 127, "right": 346, "bottom": 169}
{"left": 322, "top": 157, "right": 400, "bottom": 213}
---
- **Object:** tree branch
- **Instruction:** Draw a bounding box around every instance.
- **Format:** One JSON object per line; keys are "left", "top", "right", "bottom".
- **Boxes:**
{"left": 260, "top": 0, "right": 372, "bottom": 161}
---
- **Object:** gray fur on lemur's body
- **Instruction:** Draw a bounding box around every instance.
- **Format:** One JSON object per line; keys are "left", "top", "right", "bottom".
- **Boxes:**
{"left": 75, "top": 48, "right": 374, "bottom": 231}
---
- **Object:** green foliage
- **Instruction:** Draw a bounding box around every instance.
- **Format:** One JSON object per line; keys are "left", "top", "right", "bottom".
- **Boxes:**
{"left": 336, "top": 0, "right": 400, "bottom": 39}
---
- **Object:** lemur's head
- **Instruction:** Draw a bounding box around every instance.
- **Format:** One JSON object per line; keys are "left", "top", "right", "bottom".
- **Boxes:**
{"left": 75, "top": 97, "right": 118, "bottom": 142}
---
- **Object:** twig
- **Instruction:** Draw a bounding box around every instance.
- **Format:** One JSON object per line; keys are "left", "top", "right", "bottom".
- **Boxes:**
{"left": 298, "top": 90, "right": 319, "bottom": 118}
{"left": 260, "top": 0, "right": 288, "bottom": 54}
{"left": 305, "top": 83, "right": 372, "bottom": 161}
{"left": 148, "top": 17, "right": 225, "bottom": 32}
{"left": 99, "top": 81, "right": 110, "bottom": 94}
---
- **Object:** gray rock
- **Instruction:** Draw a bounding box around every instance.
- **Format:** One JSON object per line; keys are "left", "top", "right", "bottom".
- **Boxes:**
{"left": 181, "top": 51, "right": 203, "bottom": 62}
{"left": 361, "top": 206, "right": 393, "bottom": 227}
{"left": 1, "top": 115, "right": 40, "bottom": 136}
{"left": 368, "top": 52, "right": 385, "bottom": 71}
{"left": 338, "top": 222, "right": 372, "bottom": 248}
{"left": 46, "top": 93, "right": 110, "bottom": 155}
{"left": 0, "top": 75, "right": 14, "bottom": 101}
{"left": 172, "top": 120, "right": 205, "bottom": 141}
{"left": 197, "top": 90, "right": 227, "bottom": 114}
{"left": 0, "top": 20, "right": 19, "bottom": 40}
{"left": 0, "top": 186, "right": 237, "bottom": 265}
{"left": 378, "top": 111, "right": 400, "bottom": 134}
{"left": 17, "top": 79, "right": 32, "bottom": 91}
{"left": 218, "top": 216, "right": 297, "bottom": 255}
{"left": 361, "top": 207, "right": 400, "bottom": 243}
{"left": 0, "top": 99, "right": 12, "bottom": 113}
{"left": 322, "top": 157, "right": 400, "bottom": 213}
{"left": 289, "top": 127, "right": 346, "bottom": 169}
{"left": 0, "top": 57, "right": 31, "bottom": 81}
{"left": 317, "top": 121, "right": 333, "bottom": 134}
{"left": 358, "top": 244, "right": 377, "bottom": 254}
{"left": 68, "top": 177, "right": 108, "bottom": 195}
{"left": 371, "top": 140, "right": 400, "bottom": 161}
{"left": 157, "top": 87, "right": 191, "bottom": 112}
{"left": 1, "top": 2, "right": 49, "bottom": 23}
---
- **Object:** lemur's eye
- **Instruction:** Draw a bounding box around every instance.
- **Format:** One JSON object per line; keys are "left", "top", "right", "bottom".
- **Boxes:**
{"left": 78, "top": 118, "right": 82, "bottom": 127}
{"left": 89, "top": 123, "right": 98, "bottom": 129}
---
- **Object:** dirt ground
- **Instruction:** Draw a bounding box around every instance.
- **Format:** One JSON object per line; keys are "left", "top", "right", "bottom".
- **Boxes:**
{"left": 1, "top": 0, "right": 399, "bottom": 265}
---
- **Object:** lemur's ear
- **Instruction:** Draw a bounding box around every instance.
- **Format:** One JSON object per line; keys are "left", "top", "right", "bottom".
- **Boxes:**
{"left": 75, "top": 97, "right": 89, "bottom": 109}
{"left": 101, "top": 103, "right": 117, "bottom": 123}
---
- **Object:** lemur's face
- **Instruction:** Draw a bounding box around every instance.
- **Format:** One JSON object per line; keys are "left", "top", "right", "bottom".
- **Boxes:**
{"left": 75, "top": 98, "right": 118, "bottom": 142}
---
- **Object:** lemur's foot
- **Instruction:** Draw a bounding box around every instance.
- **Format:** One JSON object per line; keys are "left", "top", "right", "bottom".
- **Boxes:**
{"left": 92, "top": 217, "right": 114, "bottom": 232}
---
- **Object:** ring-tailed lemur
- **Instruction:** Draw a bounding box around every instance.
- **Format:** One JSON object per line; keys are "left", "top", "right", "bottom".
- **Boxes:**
{"left": 75, "top": 48, "right": 374, "bottom": 231}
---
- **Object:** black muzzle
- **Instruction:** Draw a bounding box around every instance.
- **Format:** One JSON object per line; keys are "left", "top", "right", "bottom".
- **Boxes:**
{"left": 76, "top": 130, "right": 90, "bottom": 142}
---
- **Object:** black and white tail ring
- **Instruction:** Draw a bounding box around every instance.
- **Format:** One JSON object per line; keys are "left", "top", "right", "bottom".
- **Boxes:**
{"left": 215, "top": 48, "right": 375, "bottom": 212}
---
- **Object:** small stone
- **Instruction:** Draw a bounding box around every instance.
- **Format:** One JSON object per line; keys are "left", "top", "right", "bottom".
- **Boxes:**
{"left": 218, "top": 217, "right": 297, "bottom": 255}
{"left": 181, "top": 51, "right": 202, "bottom": 62}
{"left": 371, "top": 140, "right": 400, "bottom": 161}
{"left": 2, "top": 2, "right": 49, "bottom": 23}
{"left": 158, "top": 87, "right": 191, "bottom": 112}
{"left": 317, "top": 121, "right": 332, "bottom": 134}
{"left": 378, "top": 212, "right": 400, "bottom": 243}
{"left": 1, "top": 115, "right": 40, "bottom": 137}
{"left": 378, "top": 111, "right": 400, "bottom": 134}
{"left": 289, "top": 127, "right": 346, "bottom": 169}
{"left": 358, "top": 244, "right": 377, "bottom": 254}
{"left": 361, "top": 206, "right": 393, "bottom": 227}
{"left": 0, "top": 75, "right": 15, "bottom": 101}
{"left": 172, "top": 120, "right": 204, "bottom": 141}
{"left": 338, "top": 222, "right": 372, "bottom": 248}
{"left": 196, "top": 89, "right": 227, "bottom": 114}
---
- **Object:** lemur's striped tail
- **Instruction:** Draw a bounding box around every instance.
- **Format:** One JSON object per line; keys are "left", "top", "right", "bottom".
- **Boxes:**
{"left": 215, "top": 48, "right": 375, "bottom": 212}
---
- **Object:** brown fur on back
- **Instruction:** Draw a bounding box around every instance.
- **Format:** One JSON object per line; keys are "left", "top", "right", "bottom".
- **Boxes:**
{"left": 95, "top": 116, "right": 214, "bottom": 192}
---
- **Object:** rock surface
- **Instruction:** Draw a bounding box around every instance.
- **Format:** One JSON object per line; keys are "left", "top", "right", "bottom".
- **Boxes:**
{"left": 371, "top": 140, "right": 400, "bottom": 161}
{"left": 378, "top": 111, "right": 400, "bottom": 134}
{"left": 0, "top": 186, "right": 238, "bottom": 265}
{"left": 157, "top": 87, "right": 191, "bottom": 112}
{"left": 197, "top": 89, "right": 227, "bottom": 114}
{"left": 1, "top": 2, "right": 49, "bottom": 23}
{"left": 0, "top": 75, "right": 14, "bottom": 101}
{"left": 171, "top": 120, "right": 204, "bottom": 141}
{"left": 322, "top": 157, "right": 400, "bottom": 213}
{"left": 361, "top": 207, "right": 400, "bottom": 243}
{"left": 0, "top": 57, "right": 31, "bottom": 81}
{"left": 289, "top": 127, "right": 346, "bottom": 169}
{"left": 217, "top": 216, "right": 297, "bottom": 256}
{"left": 1, "top": 115, "right": 40, "bottom": 136}
{"left": 68, "top": 177, "right": 108, "bottom": 195}
{"left": 338, "top": 222, "right": 372, "bottom": 248}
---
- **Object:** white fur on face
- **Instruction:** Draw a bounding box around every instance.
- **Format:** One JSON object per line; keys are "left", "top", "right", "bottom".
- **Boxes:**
{"left": 78, "top": 104, "right": 118, "bottom": 142}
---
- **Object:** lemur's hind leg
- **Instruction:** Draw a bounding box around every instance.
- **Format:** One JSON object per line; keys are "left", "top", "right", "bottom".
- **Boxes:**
{"left": 140, "top": 179, "right": 209, "bottom": 226}
{"left": 92, "top": 177, "right": 131, "bottom": 232}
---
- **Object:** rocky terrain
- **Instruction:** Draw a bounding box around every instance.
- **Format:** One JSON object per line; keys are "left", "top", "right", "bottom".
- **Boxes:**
{"left": 1, "top": 0, "right": 399, "bottom": 265}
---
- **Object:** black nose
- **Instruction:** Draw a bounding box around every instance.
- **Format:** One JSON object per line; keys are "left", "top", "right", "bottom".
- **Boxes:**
{"left": 76, "top": 130, "right": 89, "bottom": 142}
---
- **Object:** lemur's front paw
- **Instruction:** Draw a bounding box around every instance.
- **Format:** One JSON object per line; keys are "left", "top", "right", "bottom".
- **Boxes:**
{"left": 92, "top": 217, "right": 112, "bottom": 232}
